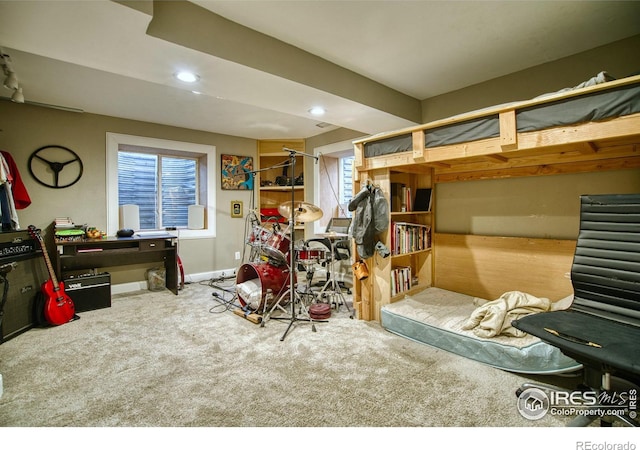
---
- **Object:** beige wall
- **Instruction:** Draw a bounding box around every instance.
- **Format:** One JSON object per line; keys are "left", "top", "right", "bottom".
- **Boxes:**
{"left": 436, "top": 169, "right": 640, "bottom": 239}
{"left": 0, "top": 101, "right": 256, "bottom": 284}
{"left": 421, "top": 34, "right": 640, "bottom": 122}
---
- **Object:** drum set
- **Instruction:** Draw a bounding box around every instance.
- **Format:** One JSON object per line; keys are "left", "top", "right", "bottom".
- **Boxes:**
{"left": 236, "top": 202, "right": 349, "bottom": 326}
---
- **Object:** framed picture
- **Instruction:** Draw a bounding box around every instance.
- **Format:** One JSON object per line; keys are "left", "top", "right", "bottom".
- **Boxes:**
{"left": 231, "top": 200, "right": 243, "bottom": 218}
{"left": 221, "top": 154, "right": 254, "bottom": 190}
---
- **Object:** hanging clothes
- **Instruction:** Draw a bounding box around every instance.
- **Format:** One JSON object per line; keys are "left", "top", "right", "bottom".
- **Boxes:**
{"left": 0, "top": 151, "right": 31, "bottom": 209}
{"left": 0, "top": 151, "right": 31, "bottom": 231}
{"left": 348, "top": 183, "right": 389, "bottom": 259}
{"left": 0, "top": 184, "right": 13, "bottom": 231}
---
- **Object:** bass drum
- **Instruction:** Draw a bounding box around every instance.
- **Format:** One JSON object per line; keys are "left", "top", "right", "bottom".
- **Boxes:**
{"left": 235, "top": 262, "right": 294, "bottom": 311}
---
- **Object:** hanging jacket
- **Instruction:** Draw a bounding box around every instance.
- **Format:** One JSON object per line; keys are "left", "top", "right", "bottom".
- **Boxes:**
{"left": 0, "top": 151, "right": 31, "bottom": 209}
{"left": 348, "top": 185, "right": 389, "bottom": 259}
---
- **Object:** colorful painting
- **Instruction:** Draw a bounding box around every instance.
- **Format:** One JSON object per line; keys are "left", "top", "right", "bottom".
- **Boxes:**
{"left": 221, "top": 154, "right": 254, "bottom": 190}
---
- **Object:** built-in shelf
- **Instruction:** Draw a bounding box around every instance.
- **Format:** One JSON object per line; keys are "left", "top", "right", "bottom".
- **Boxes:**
{"left": 257, "top": 139, "right": 307, "bottom": 241}
{"left": 260, "top": 186, "right": 304, "bottom": 192}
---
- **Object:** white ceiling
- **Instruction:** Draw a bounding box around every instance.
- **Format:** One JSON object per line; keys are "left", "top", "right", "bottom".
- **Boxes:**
{"left": 1, "top": 0, "right": 639, "bottom": 140}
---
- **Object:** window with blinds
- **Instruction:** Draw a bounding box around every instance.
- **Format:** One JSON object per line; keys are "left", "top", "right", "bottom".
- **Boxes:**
{"left": 340, "top": 155, "right": 354, "bottom": 205}
{"left": 118, "top": 151, "right": 197, "bottom": 230}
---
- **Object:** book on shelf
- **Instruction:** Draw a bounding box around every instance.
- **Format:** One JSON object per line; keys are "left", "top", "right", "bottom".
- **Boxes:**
{"left": 391, "top": 222, "right": 431, "bottom": 255}
{"left": 403, "top": 185, "right": 412, "bottom": 212}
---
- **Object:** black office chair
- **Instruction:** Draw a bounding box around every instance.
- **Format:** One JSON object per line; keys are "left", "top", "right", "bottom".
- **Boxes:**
{"left": 512, "top": 194, "right": 640, "bottom": 427}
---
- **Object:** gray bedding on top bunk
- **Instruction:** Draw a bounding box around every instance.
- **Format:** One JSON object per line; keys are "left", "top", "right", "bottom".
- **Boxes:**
{"left": 364, "top": 73, "right": 640, "bottom": 158}
{"left": 381, "top": 287, "right": 582, "bottom": 374}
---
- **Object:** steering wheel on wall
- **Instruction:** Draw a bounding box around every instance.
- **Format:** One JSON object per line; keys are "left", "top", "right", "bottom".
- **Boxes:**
{"left": 28, "top": 145, "right": 84, "bottom": 189}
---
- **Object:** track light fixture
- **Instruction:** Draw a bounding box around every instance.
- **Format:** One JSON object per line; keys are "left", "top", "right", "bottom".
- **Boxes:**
{"left": 1, "top": 47, "right": 24, "bottom": 103}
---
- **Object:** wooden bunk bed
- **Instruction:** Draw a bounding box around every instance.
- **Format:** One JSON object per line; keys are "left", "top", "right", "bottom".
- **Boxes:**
{"left": 350, "top": 73, "right": 640, "bottom": 374}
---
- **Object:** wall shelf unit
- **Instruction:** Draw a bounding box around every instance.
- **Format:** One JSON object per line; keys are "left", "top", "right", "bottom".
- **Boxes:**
{"left": 257, "top": 139, "right": 307, "bottom": 237}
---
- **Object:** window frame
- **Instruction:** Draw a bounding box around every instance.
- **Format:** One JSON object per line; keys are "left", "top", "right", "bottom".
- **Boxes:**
{"left": 339, "top": 155, "right": 354, "bottom": 206}
{"left": 312, "top": 139, "right": 355, "bottom": 235}
{"left": 106, "top": 132, "right": 216, "bottom": 239}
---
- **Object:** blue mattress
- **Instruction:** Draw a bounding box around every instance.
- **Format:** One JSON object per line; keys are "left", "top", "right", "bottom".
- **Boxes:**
{"left": 381, "top": 287, "right": 581, "bottom": 374}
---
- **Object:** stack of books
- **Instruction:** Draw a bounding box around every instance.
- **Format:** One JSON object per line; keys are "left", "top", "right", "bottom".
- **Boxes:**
{"left": 54, "top": 217, "right": 75, "bottom": 229}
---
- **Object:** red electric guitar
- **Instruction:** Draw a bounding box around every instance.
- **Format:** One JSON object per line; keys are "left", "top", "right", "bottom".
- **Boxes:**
{"left": 28, "top": 225, "right": 75, "bottom": 326}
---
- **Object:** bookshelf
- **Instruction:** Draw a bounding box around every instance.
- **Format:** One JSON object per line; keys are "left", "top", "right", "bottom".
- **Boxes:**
{"left": 352, "top": 166, "right": 433, "bottom": 321}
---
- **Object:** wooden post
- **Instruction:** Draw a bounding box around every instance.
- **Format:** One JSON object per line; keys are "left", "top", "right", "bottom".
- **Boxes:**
{"left": 499, "top": 110, "right": 518, "bottom": 150}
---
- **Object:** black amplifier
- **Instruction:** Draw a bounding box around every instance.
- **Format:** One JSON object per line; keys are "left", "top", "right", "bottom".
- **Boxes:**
{"left": 0, "top": 254, "right": 46, "bottom": 343}
{"left": 63, "top": 273, "right": 111, "bottom": 312}
{"left": 0, "top": 230, "right": 37, "bottom": 260}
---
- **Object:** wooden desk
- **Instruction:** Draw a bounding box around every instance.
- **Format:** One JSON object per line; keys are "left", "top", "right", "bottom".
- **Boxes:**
{"left": 54, "top": 234, "right": 178, "bottom": 294}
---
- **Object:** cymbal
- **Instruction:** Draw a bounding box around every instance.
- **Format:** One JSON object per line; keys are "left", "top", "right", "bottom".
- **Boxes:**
{"left": 278, "top": 201, "right": 323, "bottom": 223}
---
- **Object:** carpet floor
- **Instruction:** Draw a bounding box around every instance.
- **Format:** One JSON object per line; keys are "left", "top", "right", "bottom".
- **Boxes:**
{"left": 1, "top": 279, "right": 584, "bottom": 430}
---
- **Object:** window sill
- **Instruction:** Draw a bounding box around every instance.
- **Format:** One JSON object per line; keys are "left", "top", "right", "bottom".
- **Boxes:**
{"left": 136, "top": 229, "right": 215, "bottom": 239}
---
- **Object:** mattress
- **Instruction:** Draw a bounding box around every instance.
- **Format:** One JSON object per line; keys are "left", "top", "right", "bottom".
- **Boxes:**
{"left": 381, "top": 287, "right": 582, "bottom": 374}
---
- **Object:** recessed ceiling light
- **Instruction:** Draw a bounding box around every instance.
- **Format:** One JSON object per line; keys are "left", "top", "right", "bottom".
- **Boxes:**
{"left": 175, "top": 71, "right": 200, "bottom": 83}
{"left": 309, "top": 106, "right": 326, "bottom": 116}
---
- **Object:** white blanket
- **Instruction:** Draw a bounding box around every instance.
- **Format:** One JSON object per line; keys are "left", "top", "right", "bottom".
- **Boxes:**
{"left": 462, "top": 291, "right": 563, "bottom": 338}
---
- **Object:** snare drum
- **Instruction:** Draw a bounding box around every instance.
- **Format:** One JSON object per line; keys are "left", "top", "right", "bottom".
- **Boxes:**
{"left": 263, "top": 231, "right": 291, "bottom": 264}
{"left": 296, "top": 248, "right": 325, "bottom": 263}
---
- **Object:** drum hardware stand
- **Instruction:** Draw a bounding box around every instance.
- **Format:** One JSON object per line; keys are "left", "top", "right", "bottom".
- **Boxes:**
{"left": 259, "top": 262, "right": 294, "bottom": 325}
{"left": 278, "top": 147, "right": 326, "bottom": 341}
{"left": 245, "top": 163, "right": 291, "bottom": 265}
{"left": 245, "top": 209, "right": 263, "bottom": 263}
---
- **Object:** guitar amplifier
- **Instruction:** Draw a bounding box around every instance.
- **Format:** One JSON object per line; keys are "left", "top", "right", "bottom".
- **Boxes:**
{"left": 0, "top": 230, "right": 37, "bottom": 259}
{"left": 0, "top": 254, "right": 47, "bottom": 343}
{"left": 63, "top": 273, "right": 111, "bottom": 312}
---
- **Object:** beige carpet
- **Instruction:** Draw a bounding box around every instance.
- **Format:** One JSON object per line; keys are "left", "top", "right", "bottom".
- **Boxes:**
{"left": 0, "top": 280, "right": 577, "bottom": 428}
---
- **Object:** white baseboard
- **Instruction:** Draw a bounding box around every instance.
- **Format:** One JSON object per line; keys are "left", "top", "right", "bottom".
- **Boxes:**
{"left": 111, "top": 281, "right": 148, "bottom": 295}
{"left": 110, "top": 268, "right": 238, "bottom": 295}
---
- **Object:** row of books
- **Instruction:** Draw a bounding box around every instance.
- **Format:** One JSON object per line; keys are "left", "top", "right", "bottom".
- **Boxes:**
{"left": 391, "top": 266, "right": 411, "bottom": 296}
{"left": 391, "top": 222, "right": 431, "bottom": 255}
